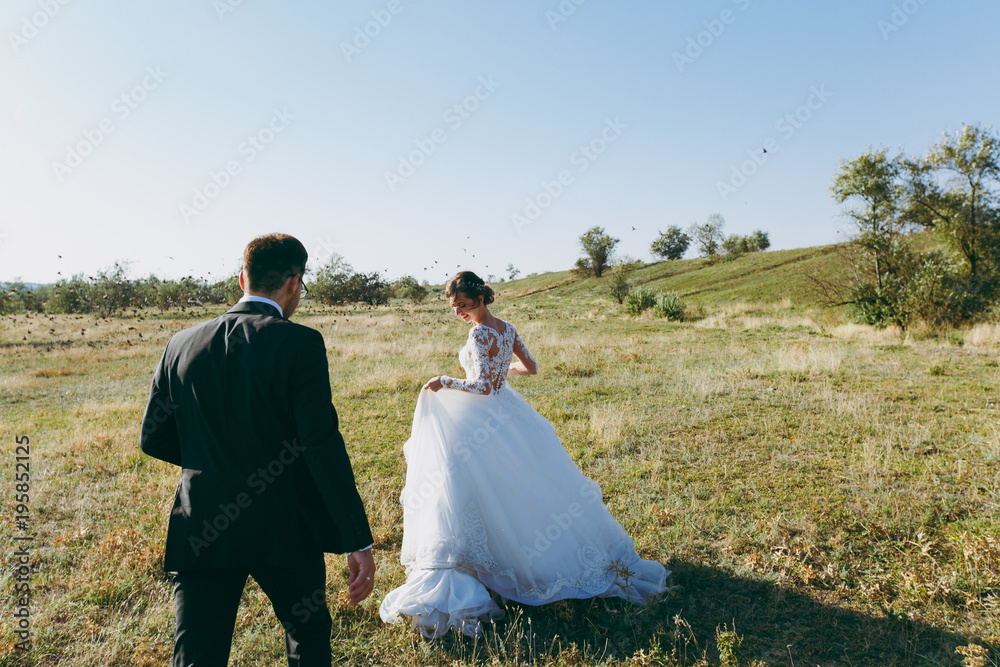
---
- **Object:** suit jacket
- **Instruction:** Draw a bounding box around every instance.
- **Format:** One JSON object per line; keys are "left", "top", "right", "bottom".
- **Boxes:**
{"left": 140, "top": 300, "right": 374, "bottom": 571}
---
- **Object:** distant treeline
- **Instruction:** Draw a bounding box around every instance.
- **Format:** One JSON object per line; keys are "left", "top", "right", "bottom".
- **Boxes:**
{"left": 0, "top": 262, "right": 239, "bottom": 318}
{"left": 0, "top": 257, "right": 437, "bottom": 318}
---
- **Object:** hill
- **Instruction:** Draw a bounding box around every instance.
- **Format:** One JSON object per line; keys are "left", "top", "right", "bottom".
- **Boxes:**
{"left": 496, "top": 243, "right": 848, "bottom": 308}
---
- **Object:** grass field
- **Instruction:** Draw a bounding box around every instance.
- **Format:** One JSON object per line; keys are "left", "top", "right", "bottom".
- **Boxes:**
{"left": 1, "top": 254, "right": 999, "bottom": 666}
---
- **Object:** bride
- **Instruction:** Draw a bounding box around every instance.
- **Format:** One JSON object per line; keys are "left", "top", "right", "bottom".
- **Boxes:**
{"left": 379, "top": 271, "right": 668, "bottom": 638}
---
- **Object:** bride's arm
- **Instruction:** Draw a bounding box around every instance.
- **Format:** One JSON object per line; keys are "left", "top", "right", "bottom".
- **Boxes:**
{"left": 435, "top": 327, "right": 495, "bottom": 394}
{"left": 507, "top": 328, "right": 538, "bottom": 377}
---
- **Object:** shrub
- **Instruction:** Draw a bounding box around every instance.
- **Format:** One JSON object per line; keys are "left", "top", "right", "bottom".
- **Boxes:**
{"left": 393, "top": 276, "right": 428, "bottom": 304}
{"left": 650, "top": 226, "right": 691, "bottom": 261}
{"left": 605, "top": 257, "right": 641, "bottom": 304}
{"left": 576, "top": 226, "right": 620, "bottom": 278}
{"left": 748, "top": 229, "right": 771, "bottom": 251}
{"left": 721, "top": 234, "right": 749, "bottom": 257}
{"left": 653, "top": 291, "right": 686, "bottom": 321}
{"left": 607, "top": 269, "right": 631, "bottom": 304}
{"left": 624, "top": 287, "right": 656, "bottom": 316}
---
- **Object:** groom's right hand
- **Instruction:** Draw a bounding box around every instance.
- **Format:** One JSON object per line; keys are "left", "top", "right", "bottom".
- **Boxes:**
{"left": 347, "top": 549, "right": 376, "bottom": 605}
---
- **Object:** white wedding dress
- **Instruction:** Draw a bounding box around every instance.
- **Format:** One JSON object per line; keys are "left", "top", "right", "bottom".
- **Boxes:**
{"left": 378, "top": 320, "right": 668, "bottom": 638}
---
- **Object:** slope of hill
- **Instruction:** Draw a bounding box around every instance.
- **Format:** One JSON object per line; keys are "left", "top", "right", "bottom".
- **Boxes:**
{"left": 497, "top": 244, "right": 848, "bottom": 308}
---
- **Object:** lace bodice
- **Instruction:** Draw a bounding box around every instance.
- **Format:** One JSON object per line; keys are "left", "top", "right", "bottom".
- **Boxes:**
{"left": 440, "top": 321, "right": 535, "bottom": 395}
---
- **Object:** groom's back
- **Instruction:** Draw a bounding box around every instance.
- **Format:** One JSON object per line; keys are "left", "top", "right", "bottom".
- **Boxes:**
{"left": 145, "top": 300, "right": 351, "bottom": 571}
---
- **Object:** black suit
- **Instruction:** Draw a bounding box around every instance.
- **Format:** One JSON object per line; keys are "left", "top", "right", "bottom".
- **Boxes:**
{"left": 141, "top": 299, "right": 373, "bottom": 666}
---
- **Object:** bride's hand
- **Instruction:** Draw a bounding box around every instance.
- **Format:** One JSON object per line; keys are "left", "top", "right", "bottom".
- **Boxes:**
{"left": 423, "top": 376, "right": 444, "bottom": 392}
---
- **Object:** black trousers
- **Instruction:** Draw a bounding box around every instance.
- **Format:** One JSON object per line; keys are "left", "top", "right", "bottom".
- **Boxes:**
{"left": 172, "top": 552, "right": 332, "bottom": 667}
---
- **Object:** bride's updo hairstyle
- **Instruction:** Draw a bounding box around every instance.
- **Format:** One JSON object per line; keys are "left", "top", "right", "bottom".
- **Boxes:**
{"left": 446, "top": 271, "right": 495, "bottom": 305}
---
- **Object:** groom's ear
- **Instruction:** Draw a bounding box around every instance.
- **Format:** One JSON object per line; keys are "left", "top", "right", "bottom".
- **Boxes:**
{"left": 238, "top": 270, "right": 246, "bottom": 292}
{"left": 286, "top": 273, "right": 301, "bottom": 293}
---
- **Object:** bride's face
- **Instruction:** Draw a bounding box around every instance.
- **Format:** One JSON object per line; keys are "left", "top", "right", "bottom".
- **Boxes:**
{"left": 450, "top": 292, "right": 483, "bottom": 322}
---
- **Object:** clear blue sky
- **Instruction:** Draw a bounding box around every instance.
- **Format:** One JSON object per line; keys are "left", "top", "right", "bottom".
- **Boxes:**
{"left": 2, "top": 0, "right": 998, "bottom": 285}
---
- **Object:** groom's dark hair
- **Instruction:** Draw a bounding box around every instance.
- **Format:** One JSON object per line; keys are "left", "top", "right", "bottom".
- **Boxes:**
{"left": 243, "top": 234, "right": 308, "bottom": 294}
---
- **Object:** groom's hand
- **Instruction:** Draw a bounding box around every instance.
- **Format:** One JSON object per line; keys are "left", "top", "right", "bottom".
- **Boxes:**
{"left": 347, "top": 549, "right": 376, "bottom": 605}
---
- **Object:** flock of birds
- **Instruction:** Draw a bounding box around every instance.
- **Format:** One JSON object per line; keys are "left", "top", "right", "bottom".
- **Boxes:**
{"left": 8, "top": 226, "right": 624, "bottom": 346}
{"left": 30, "top": 224, "right": 654, "bottom": 295}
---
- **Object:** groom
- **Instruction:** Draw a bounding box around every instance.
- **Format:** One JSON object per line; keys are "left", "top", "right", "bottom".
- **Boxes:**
{"left": 140, "top": 233, "right": 375, "bottom": 666}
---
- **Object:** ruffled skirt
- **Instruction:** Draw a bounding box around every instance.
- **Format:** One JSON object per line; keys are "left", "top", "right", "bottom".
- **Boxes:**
{"left": 378, "top": 384, "right": 668, "bottom": 637}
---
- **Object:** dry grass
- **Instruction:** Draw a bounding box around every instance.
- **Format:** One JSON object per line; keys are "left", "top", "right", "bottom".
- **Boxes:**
{"left": 0, "top": 301, "right": 998, "bottom": 666}
{"left": 967, "top": 323, "right": 1000, "bottom": 348}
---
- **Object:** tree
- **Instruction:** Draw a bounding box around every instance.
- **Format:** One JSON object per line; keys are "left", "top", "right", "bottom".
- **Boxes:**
{"left": 346, "top": 272, "right": 391, "bottom": 306}
{"left": 576, "top": 226, "right": 620, "bottom": 278}
{"left": 650, "top": 226, "right": 690, "bottom": 260}
{"left": 506, "top": 264, "right": 520, "bottom": 281}
{"left": 606, "top": 256, "right": 641, "bottom": 304}
{"left": 394, "top": 276, "right": 428, "bottom": 303}
{"left": 0, "top": 279, "right": 45, "bottom": 313}
{"left": 43, "top": 274, "right": 87, "bottom": 313}
{"left": 903, "top": 124, "right": 1000, "bottom": 280}
{"left": 830, "top": 148, "right": 918, "bottom": 329}
{"left": 748, "top": 230, "right": 771, "bottom": 252}
{"left": 310, "top": 253, "right": 391, "bottom": 307}
{"left": 90, "top": 261, "right": 140, "bottom": 318}
{"left": 310, "top": 253, "right": 355, "bottom": 306}
{"left": 721, "top": 234, "right": 750, "bottom": 257}
{"left": 832, "top": 149, "right": 910, "bottom": 292}
{"left": 688, "top": 214, "right": 726, "bottom": 259}
{"left": 212, "top": 270, "right": 244, "bottom": 305}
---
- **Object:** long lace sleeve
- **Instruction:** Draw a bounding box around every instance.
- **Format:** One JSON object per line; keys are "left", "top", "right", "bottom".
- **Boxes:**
{"left": 511, "top": 327, "right": 537, "bottom": 373}
{"left": 441, "top": 326, "right": 495, "bottom": 395}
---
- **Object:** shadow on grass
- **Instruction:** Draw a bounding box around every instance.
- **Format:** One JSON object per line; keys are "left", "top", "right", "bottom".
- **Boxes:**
{"left": 423, "top": 561, "right": 996, "bottom": 666}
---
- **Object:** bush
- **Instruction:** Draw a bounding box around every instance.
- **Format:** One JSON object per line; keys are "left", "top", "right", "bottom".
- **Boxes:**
{"left": 721, "top": 234, "right": 749, "bottom": 257}
{"left": 748, "top": 229, "right": 771, "bottom": 252}
{"left": 607, "top": 269, "right": 631, "bottom": 304}
{"left": 2, "top": 280, "right": 47, "bottom": 313}
{"left": 310, "top": 254, "right": 392, "bottom": 307}
{"left": 624, "top": 287, "right": 657, "bottom": 316}
{"left": 605, "top": 257, "right": 641, "bottom": 304}
{"left": 650, "top": 226, "right": 691, "bottom": 261}
{"left": 393, "top": 276, "right": 428, "bottom": 304}
{"left": 653, "top": 291, "right": 686, "bottom": 321}
{"left": 576, "top": 226, "right": 620, "bottom": 278}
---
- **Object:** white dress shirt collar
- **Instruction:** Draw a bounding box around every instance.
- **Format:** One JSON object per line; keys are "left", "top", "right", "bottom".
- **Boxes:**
{"left": 238, "top": 294, "right": 283, "bottom": 318}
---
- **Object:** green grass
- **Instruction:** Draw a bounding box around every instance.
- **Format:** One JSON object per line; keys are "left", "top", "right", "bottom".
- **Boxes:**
{"left": 0, "top": 259, "right": 998, "bottom": 665}
{"left": 504, "top": 245, "right": 850, "bottom": 308}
